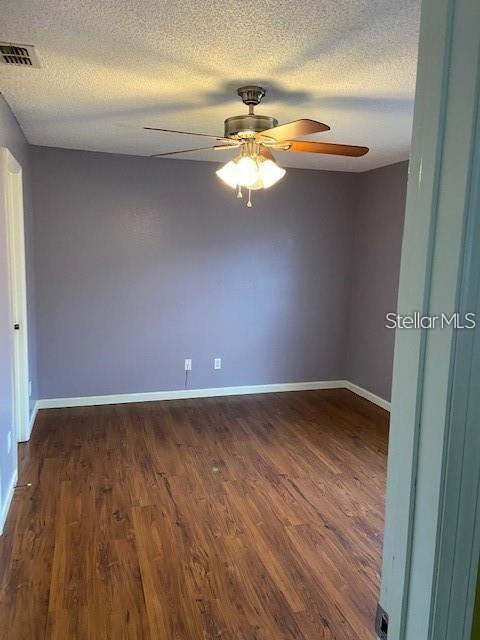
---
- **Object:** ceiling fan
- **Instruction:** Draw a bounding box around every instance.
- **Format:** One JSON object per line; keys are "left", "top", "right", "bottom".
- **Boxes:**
{"left": 145, "top": 86, "right": 369, "bottom": 206}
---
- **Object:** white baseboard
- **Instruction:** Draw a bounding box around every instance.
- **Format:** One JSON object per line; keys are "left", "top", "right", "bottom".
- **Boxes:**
{"left": 37, "top": 380, "right": 347, "bottom": 409}
{"left": 0, "top": 469, "right": 18, "bottom": 536}
{"left": 344, "top": 381, "right": 391, "bottom": 412}
{"left": 37, "top": 379, "right": 390, "bottom": 412}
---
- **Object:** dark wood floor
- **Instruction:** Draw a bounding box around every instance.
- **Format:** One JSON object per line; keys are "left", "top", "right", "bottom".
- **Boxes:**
{"left": 0, "top": 389, "right": 388, "bottom": 640}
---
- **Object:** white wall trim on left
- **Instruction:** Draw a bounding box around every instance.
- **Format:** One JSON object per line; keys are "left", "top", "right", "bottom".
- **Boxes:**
{"left": 36, "top": 379, "right": 391, "bottom": 412}
{"left": 1, "top": 147, "right": 30, "bottom": 443}
{"left": 0, "top": 469, "right": 18, "bottom": 536}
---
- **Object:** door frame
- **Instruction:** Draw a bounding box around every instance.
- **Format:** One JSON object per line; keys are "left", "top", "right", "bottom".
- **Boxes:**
{"left": 1, "top": 147, "right": 30, "bottom": 443}
{"left": 379, "top": 0, "right": 480, "bottom": 638}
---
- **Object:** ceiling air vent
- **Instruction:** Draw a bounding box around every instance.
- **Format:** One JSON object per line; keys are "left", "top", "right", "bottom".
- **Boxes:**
{"left": 0, "top": 43, "right": 40, "bottom": 68}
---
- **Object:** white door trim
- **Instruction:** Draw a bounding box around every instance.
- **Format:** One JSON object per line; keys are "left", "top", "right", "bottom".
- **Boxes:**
{"left": 1, "top": 147, "right": 30, "bottom": 443}
{"left": 429, "top": 111, "right": 480, "bottom": 638}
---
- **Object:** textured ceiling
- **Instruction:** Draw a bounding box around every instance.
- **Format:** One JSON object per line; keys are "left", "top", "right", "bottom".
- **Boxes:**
{"left": 0, "top": 0, "right": 420, "bottom": 172}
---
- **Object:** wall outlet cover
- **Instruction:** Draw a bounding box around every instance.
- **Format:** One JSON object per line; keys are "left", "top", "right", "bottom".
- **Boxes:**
{"left": 184, "top": 359, "right": 192, "bottom": 371}
{"left": 214, "top": 358, "right": 222, "bottom": 370}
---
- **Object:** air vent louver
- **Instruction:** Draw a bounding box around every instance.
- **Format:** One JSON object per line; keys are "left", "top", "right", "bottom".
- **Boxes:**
{"left": 0, "top": 43, "right": 40, "bottom": 68}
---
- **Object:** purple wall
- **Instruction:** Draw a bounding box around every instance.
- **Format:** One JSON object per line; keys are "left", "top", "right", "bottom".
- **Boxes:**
{"left": 0, "top": 94, "right": 37, "bottom": 514}
{"left": 346, "top": 161, "right": 408, "bottom": 401}
{"left": 30, "top": 146, "right": 358, "bottom": 399}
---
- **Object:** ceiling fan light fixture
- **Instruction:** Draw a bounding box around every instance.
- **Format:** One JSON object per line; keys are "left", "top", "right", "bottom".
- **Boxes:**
{"left": 216, "top": 152, "right": 286, "bottom": 198}
{"left": 258, "top": 159, "right": 286, "bottom": 189}
{"left": 216, "top": 160, "right": 238, "bottom": 188}
{"left": 235, "top": 156, "right": 258, "bottom": 187}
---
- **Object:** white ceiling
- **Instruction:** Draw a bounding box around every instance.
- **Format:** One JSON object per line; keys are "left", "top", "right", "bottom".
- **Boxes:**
{"left": 0, "top": 0, "right": 420, "bottom": 172}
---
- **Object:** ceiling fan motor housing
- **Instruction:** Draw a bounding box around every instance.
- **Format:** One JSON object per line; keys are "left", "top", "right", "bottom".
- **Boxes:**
{"left": 224, "top": 114, "right": 278, "bottom": 139}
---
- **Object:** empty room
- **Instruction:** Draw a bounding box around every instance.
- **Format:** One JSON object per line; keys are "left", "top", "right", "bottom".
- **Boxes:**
{"left": 2, "top": 1, "right": 480, "bottom": 639}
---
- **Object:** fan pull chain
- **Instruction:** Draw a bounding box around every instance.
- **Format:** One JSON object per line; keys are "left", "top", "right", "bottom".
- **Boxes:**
{"left": 247, "top": 189, "right": 252, "bottom": 208}
{"left": 237, "top": 185, "right": 243, "bottom": 199}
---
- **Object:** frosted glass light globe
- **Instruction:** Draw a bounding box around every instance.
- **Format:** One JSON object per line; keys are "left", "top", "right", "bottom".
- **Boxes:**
{"left": 236, "top": 156, "right": 259, "bottom": 187}
{"left": 259, "top": 159, "right": 286, "bottom": 189}
{"left": 216, "top": 161, "right": 238, "bottom": 188}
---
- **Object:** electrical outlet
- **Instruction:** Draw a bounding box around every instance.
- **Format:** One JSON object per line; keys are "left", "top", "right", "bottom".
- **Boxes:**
{"left": 28, "top": 380, "right": 32, "bottom": 397}
{"left": 214, "top": 358, "right": 222, "bottom": 370}
{"left": 7, "top": 431, "right": 11, "bottom": 454}
{"left": 184, "top": 358, "right": 192, "bottom": 371}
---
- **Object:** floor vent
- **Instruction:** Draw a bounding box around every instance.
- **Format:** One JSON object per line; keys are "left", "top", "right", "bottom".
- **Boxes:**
{"left": 0, "top": 43, "right": 40, "bottom": 68}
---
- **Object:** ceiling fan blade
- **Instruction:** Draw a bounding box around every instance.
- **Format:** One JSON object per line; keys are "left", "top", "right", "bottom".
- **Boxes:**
{"left": 255, "top": 119, "right": 330, "bottom": 142}
{"left": 258, "top": 146, "right": 275, "bottom": 161}
{"left": 151, "top": 144, "right": 238, "bottom": 158}
{"left": 275, "top": 140, "right": 369, "bottom": 157}
{"left": 145, "top": 127, "right": 235, "bottom": 143}
{"left": 213, "top": 143, "right": 242, "bottom": 151}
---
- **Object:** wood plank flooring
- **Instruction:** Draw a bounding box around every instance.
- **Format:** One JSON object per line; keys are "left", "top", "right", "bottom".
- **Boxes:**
{"left": 0, "top": 389, "right": 389, "bottom": 639}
